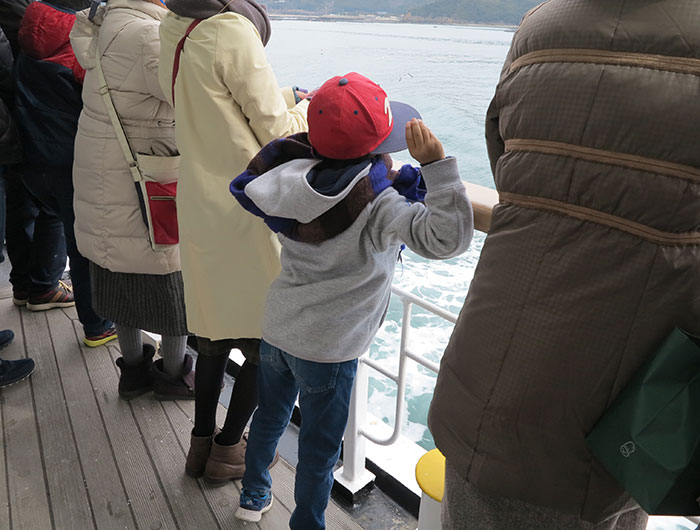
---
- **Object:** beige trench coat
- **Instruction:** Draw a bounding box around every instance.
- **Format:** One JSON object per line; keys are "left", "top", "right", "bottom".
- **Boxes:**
{"left": 158, "top": 12, "right": 308, "bottom": 340}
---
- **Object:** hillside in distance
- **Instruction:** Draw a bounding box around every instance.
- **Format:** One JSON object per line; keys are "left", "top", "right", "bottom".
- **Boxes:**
{"left": 268, "top": 0, "right": 544, "bottom": 25}
{"left": 406, "top": 0, "right": 543, "bottom": 25}
{"left": 267, "top": 0, "right": 426, "bottom": 15}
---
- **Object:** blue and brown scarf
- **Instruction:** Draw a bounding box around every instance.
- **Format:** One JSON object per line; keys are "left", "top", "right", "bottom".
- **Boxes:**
{"left": 230, "top": 133, "right": 426, "bottom": 244}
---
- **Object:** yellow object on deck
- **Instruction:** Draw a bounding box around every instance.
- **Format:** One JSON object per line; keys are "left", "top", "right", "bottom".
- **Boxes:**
{"left": 415, "top": 448, "right": 446, "bottom": 502}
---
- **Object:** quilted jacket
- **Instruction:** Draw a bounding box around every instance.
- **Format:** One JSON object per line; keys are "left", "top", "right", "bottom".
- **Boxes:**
{"left": 71, "top": 0, "right": 179, "bottom": 274}
{"left": 429, "top": 0, "right": 700, "bottom": 523}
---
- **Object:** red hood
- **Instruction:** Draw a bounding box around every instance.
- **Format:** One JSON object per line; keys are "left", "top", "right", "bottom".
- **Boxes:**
{"left": 18, "top": 2, "right": 84, "bottom": 83}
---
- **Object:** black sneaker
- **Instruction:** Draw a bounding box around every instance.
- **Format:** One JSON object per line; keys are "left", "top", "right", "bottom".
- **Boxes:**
{"left": 12, "top": 291, "right": 27, "bottom": 306}
{"left": 0, "top": 358, "right": 35, "bottom": 388}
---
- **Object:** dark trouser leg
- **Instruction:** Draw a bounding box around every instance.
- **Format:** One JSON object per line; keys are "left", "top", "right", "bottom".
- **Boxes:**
{"left": 49, "top": 171, "right": 110, "bottom": 336}
{"left": 6, "top": 166, "right": 65, "bottom": 296}
{"left": 5, "top": 168, "right": 38, "bottom": 293}
{"left": 0, "top": 167, "right": 6, "bottom": 263}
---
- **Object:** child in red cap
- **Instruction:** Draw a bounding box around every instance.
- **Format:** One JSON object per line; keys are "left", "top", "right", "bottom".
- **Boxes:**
{"left": 230, "top": 72, "right": 474, "bottom": 528}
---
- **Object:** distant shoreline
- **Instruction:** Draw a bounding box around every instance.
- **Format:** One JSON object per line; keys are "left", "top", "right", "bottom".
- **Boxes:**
{"left": 268, "top": 12, "right": 517, "bottom": 30}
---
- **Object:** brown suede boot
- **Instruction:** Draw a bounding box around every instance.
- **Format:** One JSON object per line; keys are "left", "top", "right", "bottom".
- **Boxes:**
{"left": 203, "top": 433, "right": 280, "bottom": 486}
{"left": 185, "top": 430, "right": 217, "bottom": 478}
{"left": 203, "top": 434, "right": 247, "bottom": 486}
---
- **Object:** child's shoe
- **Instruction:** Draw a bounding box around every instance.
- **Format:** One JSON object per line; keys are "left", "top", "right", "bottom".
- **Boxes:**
{"left": 235, "top": 489, "right": 273, "bottom": 522}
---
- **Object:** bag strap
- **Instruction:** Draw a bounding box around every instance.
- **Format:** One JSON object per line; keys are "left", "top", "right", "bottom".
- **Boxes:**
{"left": 94, "top": 47, "right": 143, "bottom": 184}
{"left": 171, "top": 19, "right": 202, "bottom": 106}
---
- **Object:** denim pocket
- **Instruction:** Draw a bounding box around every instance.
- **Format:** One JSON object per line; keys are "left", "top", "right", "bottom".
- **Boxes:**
{"left": 292, "top": 357, "right": 341, "bottom": 395}
{"left": 260, "top": 340, "right": 289, "bottom": 376}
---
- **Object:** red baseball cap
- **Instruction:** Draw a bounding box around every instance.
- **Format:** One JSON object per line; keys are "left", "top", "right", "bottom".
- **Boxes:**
{"left": 308, "top": 72, "right": 421, "bottom": 160}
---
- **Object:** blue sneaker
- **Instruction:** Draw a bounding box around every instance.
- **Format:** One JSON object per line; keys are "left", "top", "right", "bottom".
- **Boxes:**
{"left": 0, "top": 329, "right": 14, "bottom": 350}
{"left": 235, "top": 488, "right": 273, "bottom": 522}
{"left": 0, "top": 357, "right": 35, "bottom": 388}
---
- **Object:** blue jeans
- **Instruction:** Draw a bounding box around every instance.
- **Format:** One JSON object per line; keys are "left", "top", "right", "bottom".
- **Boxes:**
{"left": 4, "top": 166, "right": 66, "bottom": 296}
{"left": 20, "top": 167, "right": 112, "bottom": 337}
{"left": 243, "top": 340, "right": 358, "bottom": 530}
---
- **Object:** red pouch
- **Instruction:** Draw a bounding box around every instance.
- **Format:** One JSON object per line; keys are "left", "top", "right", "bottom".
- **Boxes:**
{"left": 144, "top": 180, "right": 178, "bottom": 246}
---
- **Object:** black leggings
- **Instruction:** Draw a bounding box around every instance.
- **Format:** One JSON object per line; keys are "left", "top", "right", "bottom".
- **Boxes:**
{"left": 193, "top": 337, "right": 260, "bottom": 445}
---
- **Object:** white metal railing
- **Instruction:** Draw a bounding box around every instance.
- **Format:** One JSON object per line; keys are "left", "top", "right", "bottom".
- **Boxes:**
{"left": 334, "top": 284, "right": 451, "bottom": 492}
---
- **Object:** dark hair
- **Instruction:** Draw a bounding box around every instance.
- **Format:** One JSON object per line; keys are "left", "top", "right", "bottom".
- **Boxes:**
{"left": 48, "top": 0, "right": 92, "bottom": 11}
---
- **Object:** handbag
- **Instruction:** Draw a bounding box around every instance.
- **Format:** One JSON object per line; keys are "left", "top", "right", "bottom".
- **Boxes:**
{"left": 586, "top": 328, "right": 700, "bottom": 515}
{"left": 95, "top": 48, "right": 180, "bottom": 251}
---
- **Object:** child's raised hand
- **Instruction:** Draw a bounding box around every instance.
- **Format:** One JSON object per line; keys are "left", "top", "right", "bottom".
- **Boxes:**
{"left": 406, "top": 119, "right": 445, "bottom": 165}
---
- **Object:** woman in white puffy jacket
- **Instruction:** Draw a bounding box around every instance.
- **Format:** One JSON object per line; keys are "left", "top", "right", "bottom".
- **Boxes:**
{"left": 71, "top": 0, "right": 194, "bottom": 400}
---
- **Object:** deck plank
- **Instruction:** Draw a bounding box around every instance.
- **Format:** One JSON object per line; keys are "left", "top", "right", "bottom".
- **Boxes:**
{"left": 0, "top": 344, "right": 8, "bottom": 530}
{"left": 61, "top": 305, "right": 79, "bottom": 322}
{"left": 0, "top": 301, "right": 19, "bottom": 529}
{"left": 100, "top": 346, "right": 221, "bottom": 530}
{"left": 50, "top": 315, "right": 136, "bottom": 530}
{"left": 126, "top": 393, "right": 221, "bottom": 529}
{"left": 2, "top": 304, "right": 52, "bottom": 529}
{"left": 81, "top": 341, "right": 179, "bottom": 530}
{"left": 25, "top": 309, "right": 94, "bottom": 529}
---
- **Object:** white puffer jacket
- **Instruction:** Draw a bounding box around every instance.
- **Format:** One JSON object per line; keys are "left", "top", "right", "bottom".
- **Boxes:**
{"left": 71, "top": 0, "right": 179, "bottom": 274}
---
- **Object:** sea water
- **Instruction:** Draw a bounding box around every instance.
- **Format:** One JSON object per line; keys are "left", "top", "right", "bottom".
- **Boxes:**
{"left": 266, "top": 22, "right": 695, "bottom": 530}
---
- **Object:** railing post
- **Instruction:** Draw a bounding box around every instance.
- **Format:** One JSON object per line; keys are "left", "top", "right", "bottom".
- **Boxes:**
{"left": 334, "top": 356, "right": 375, "bottom": 495}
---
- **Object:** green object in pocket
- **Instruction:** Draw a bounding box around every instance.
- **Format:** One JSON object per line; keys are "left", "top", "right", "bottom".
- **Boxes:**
{"left": 587, "top": 328, "right": 700, "bottom": 516}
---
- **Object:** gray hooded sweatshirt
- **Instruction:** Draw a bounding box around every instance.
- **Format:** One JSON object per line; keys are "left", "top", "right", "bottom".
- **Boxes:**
{"left": 245, "top": 156, "right": 474, "bottom": 363}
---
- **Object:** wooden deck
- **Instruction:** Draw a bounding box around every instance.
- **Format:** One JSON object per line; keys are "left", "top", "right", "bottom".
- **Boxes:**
{"left": 0, "top": 298, "right": 363, "bottom": 530}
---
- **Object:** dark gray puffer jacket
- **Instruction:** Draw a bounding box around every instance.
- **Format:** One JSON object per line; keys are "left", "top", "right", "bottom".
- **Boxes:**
{"left": 429, "top": 0, "right": 700, "bottom": 523}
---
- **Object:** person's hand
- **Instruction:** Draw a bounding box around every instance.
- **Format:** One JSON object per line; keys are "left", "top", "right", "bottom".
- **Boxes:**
{"left": 406, "top": 119, "right": 445, "bottom": 165}
{"left": 294, "top": 88, "right": 309, "bottom": 103}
